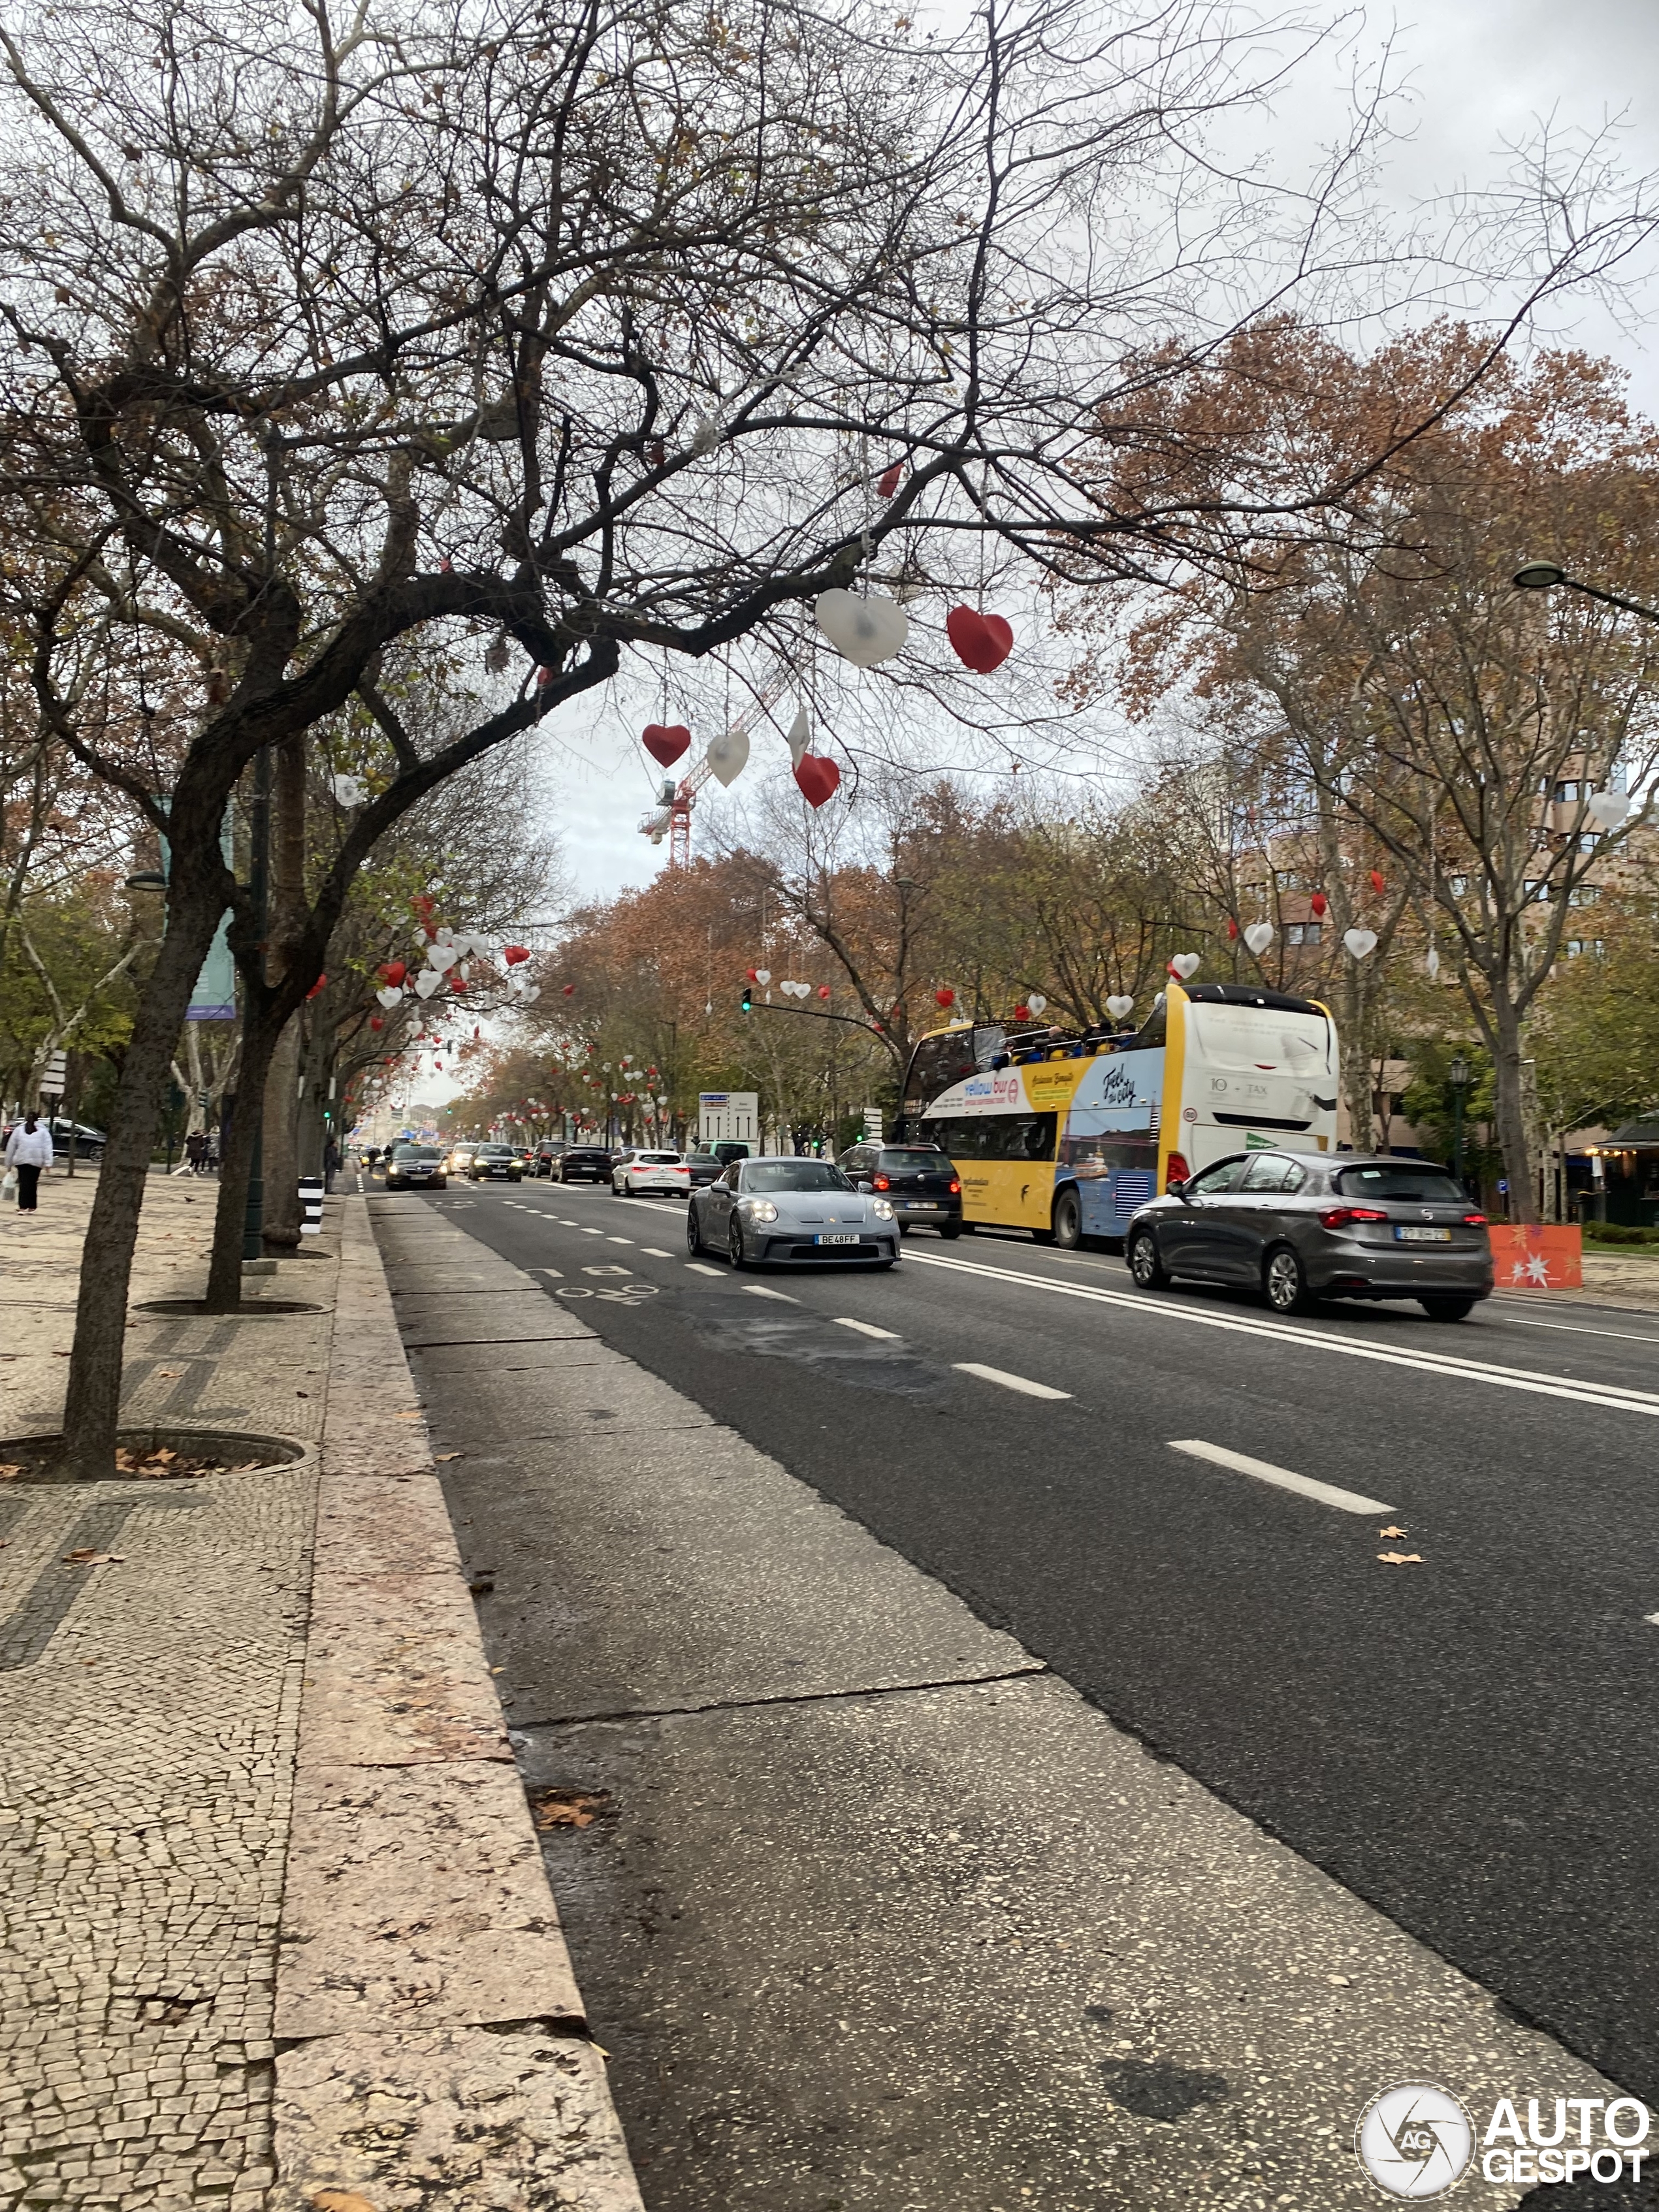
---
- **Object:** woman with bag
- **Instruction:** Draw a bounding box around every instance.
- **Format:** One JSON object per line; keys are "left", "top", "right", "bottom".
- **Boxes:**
{"left": 4, "top": 1113, "right": 55, "bottom": 1211}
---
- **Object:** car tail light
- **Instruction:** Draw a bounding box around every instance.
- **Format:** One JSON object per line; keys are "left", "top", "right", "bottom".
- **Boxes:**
{"left": 1462, "top": 1211, "right": 1487, "bottom": 1225}
{"left": 948, "top": 1179, "right": 961, "bottom": 1194}
{"left": 873, "top": 1175, "right": 890, "bottom": 1190}
{"left": 1319, "top": 1206, "right": 1390, "bottom": 1228}
{"left": 1165, "top": 1152, "right": 1190, "bottom": 1188}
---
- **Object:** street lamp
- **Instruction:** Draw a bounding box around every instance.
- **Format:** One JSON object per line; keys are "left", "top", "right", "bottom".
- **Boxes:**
{"left": 1448, "top": 1053, "right": 1470, "bottom": 1193}
{"left": 1513, "top": 559, "right": 1659, "bottom": 625}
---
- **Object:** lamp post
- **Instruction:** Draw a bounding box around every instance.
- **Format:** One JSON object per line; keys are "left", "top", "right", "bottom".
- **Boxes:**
{"left": 1513, "top": 560, "right": 1659, "bottom": 626}
{"left": 1449, "top": 1053, "right": 1470, "bottom": 1194}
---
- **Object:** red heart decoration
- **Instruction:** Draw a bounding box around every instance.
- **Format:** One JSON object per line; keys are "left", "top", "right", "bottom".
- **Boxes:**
{"left": 818, "top": 985, "right": 831, "bottom": 1000}
{"left": 1227, "top": 917, "right": 1240, "bottom": 940}
{"left": 946, "top": 605, "right": 1014, "bottom": 673}
{"left": 449, "top": 976, "right": 466, "bottom": 992}
{"left": 503, "top": 944, "right": 530, "bottom": 965}
{"left": 793, "top": 754, "right": 841, "bottom": 809}
{"left": 378, "top": 960, "right": 408, "bottom": 987}
{"left": 562, "top": 983, "right": 575, "bottom": 995}
{"left": 1369, "top": 869, "right": 1386, "bottom": 895}
{"left": 306, "top": 974, "right": 327, "bottom": 1000}
{"left": 878, "top": 461, "right": 903, "bottom": 498}
{"left": 642, "top": 723, "right": 691, "bottom": 767}
{"left": 935, "top": 986, "right": 956, "bottom": 1008}
{"left": 370, "top": 1016, "right": 383, "bottom": 1031}
{"left": 1310, "top": 891, "right": 1329, "bottom": 918}
{"left": 1014, "top": 1003, "right": 1030, "bottom": 1020}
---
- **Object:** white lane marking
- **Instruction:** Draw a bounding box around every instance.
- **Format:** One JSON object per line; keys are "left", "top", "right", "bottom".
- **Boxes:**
{"left": 1496, "top": 1313, "right": 1659, "bottom": 1349}
{"left": 558, "top": 1219, "right": 578, "bottom": 1226}
{"left": 953, "top": 1361, "right": 1072, "bottom": 1402}
{"left": 580, "top": 1228, "right": 605, "bottom": 1236}
{"left": 607, "top": 1236, "right": 634, "bottom": 1245}
{"left": 744, "top": 1285, "right": 799, "bottom": 1303}
{"left": 640, "top": 1248, "right": 672, "bottom": 1259}
{"left": 905, "top": 1251, "right": 1659, "bottom": 1420}
{"left": 686, "top": 1262, "right": 724, "bottom": 1277}
{"left": 1646, "top": 1613, "right": 1659, "bottom": 1627}
{"left": 528, "top": 1266, "right": 564, "bottom": 1278}
{"left": 1168, "top": 1438, "right": 1393, "bottom": 1516}
{"left": 835, "top": 1317, "right": 900, "bottom": 1340}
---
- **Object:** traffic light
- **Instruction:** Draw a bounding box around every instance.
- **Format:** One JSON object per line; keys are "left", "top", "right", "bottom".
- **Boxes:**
{"left": 739, "top": 984, "right": 753, "bottom": 1014}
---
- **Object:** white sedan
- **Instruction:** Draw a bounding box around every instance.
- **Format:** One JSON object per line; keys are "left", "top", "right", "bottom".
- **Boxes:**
{"left": 613, "top": 1149, "right": 692, "bottom": 1196}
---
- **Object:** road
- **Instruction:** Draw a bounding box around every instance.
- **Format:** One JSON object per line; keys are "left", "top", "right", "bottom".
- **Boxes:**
{"left": 375, "top": 1170, "right": 1659, "bottom": 2115}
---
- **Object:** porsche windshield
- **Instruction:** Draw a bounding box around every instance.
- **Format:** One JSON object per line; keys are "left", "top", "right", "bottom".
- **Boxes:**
{"left": 741, "top": 1162, "right": 853, "bottom": 1194}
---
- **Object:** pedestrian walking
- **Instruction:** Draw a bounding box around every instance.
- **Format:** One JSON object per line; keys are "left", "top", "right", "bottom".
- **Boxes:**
{"left": 204, "top": 1130, "right": 219, "bottom": 1174}
{"left": 323, "top": 1135, "right": 341, "bottom": 1194}
{"left": 185, "top": 1130, "right": 207, "bottom": 1174}
{"left": 4, "top": 1112, "right": 55, "bottom": 1212}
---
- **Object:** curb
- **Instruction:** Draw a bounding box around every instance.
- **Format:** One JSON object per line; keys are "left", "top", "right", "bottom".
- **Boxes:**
{"left": 268, "top": 1196, "right": 644, "bottom": 2211}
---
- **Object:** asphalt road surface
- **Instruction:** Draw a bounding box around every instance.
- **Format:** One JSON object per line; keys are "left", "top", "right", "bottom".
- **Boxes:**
{"left": 374, "top": 1170, "right": 1659, "bottom": 2115}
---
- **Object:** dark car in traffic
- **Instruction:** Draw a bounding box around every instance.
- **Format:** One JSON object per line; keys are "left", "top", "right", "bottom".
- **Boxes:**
{"left": 384, "top": 1142, "right": 447, "bottom": 1190}
{"left": 534, "top": 1140, "right": 567, "bottom": 1178}
{"left": 682, "top": 1151, "right": 728, "bottom": 1188}
{"left": 558, "top": 1145, "right": 614, "bottom": 1183}
{"left": 1125, "top": 1151, "right": 1492, "bottom": 1320}
{"left": 469, "top": 1142, "right": 524, "bottom": 1182}
{"left": 836, "top": 1140, "right": 962, "bottom": 1237}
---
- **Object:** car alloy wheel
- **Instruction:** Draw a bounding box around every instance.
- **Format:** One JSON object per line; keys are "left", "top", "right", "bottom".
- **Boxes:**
{"left": 1128, "top": 1229, "right": 1168, "bottom": 1290}
{"left": 728, "top": 1221, "right": 747, "bottom": 1268}
{"left": 686, "top": 1204, "right": 703, "bottom": 1256}
{"left": 1264, "top": 1244, "right": 1310, "bottom": 1314}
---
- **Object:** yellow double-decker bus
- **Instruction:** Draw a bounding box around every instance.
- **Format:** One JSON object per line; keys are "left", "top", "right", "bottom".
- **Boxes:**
{"left": 898, "top": 980, "right": 1340, "bottom": 1247}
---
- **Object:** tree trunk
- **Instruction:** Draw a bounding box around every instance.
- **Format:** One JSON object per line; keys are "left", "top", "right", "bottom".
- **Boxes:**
{"left": 1489, "top": 999, "right": 1539, "bottom": 1224}
{"left": 259, "top": 733, "right": 308, "bottom": 1252}
{"left": 57, "top": 888, "right": 223, "bottom": 1478}
{"left": 261, "top": 1018, "right": 302, "bottom": 1250}
{"left": 204, "top": 1002, "right": 283, "bottom": 1310}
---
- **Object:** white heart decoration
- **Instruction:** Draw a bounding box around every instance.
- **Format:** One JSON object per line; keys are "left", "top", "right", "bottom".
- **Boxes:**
{"left": 331, "top": 773, "right": 366, "bottom": 807}
{"left": 434, "top": 926, "right": 454, "bottom": 946}
{"left": 376, "top": 986, "right": 403, "bottom": 1010}
{"left": 706, "top": 725, "right": 750, "bottom": 787}
{"left": 414, "top": 970, "right": 441, "bottom": 999}
{"left": 1244, "top": 922, "right": 1275, "bottom": 955}
{"left": 1169, "top": 954, "right": 1200, "bottom": 980}
{"left": 1586, "top": 790, "right": 1631, "bottom": 831}
{"left": 1344, "top": 927, "right": 1379, "bottom": 959}
{"left": 814, "top": 588, "right": 909, "bottom": 668}
{"left": 1426, "top": 946, "right": 1440, "bottom": 979}
{"left": 519, "top": 984, "right": 540, "bottom": 1002}
{"left": 755, "top": 968, "right": 771, "bottom": 986}
{"left": 785, "top": 706, "right": 811, "bottom": 769}
{"left": 1027, "top": 992, "right": 1048, "bottom": 1014}
{"left": 690, "top": 412, "right": 720, "bottom": 455}
{"left": 1106, "top": 995, "right": 1134, "bottom": 1020}
{"left": 427, "top": 942, "right": 459, "bottom": 971}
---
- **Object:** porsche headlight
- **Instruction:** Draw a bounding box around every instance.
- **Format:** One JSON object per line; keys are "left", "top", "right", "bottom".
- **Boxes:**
{"left": 743, "top": 1198, "right": 779, "bottom": 1222}
{"left": 871, "top": 1199, "right": 895, "bottom": 1220}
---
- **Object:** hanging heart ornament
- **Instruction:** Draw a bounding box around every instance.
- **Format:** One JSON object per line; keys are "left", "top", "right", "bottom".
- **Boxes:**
{"left": 754, "top": 969, "right": 771, "bottom": 986}
{"left": 1587, "top": 790, "right": 1631, "bottom": 831}
{"left": 1168, "top": 954, "right": 1201, "bottom": 981}
{"left": 1244, "top": 922, "right": 1275, "bottom": 955}
{"left": 946, "top": 606, "right": 1014, "bottom": 674}
{"left": 414, "top": 970, "right": 441, "bottom": 999}
{"left": 1426, "top": 946, "right": 1441, "bottom": 978}
{"left": 785, "top": 706, "right": 811, "bottom": 769}
{"left": 1026, "top": 993, "right": 1047, "bottom": 1014}
{"left": 1106, "top": 995, "right": 1134, "bottom": 1020}
{"left": 426, "top": 942, "right": 459, "bottom": 972}
{"left": 643, "top": 724, "right": 691, "bottom": 769}
{"left": 814, "top": 588, "right": 909, "bottom": 668}
{"left": 705, "top": 726, "right": 750, "bottom": 787}
{"left": 376, "top": 986, "right": 404, "bottom": 1010}
{"left": 1344, "top": 928, "right": 1379, "bottom": 959}
{"left": 794, "top": 754, "right": 841, "bottom": 809}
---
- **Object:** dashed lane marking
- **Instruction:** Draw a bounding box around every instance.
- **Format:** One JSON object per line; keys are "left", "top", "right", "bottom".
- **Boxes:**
{"left": 835, "top": 1317, "right": 901, "bottom": 1340}
{"left": 744, "top": 1285, "right": 799, "bottom": 1304}
{"left": 685, "top": 1262, "right": 724, "bottom": 1277}
{"left": 640, "top": 1248, "right": 673, "bottom": 1259}
{"left": 952, "top": 1361, "right": 1072, "bottom": 1402}
{"left": 1168, "top": 1438, "right": 1393, "bottom": 1516}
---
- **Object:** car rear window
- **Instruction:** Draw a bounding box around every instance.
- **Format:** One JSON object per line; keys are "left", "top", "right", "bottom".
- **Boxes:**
{"left": 637, "top": 1153, "right": 681, "bottom": 1164}
{"left": 878, "top": 1149, "right": 950, "bottom": 1170}
{"left": 1337, "top": 1164, "right": 1467, "bottom": 1204}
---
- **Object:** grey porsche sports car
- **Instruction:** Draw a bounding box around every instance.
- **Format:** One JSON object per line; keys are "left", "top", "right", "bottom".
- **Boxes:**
{"left": 686, "top": 1157, "right": 901, "bottom": 1268}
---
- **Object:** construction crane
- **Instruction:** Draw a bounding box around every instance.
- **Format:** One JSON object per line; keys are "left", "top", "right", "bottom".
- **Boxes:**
{"left": 636, "top": 667, "right": 797, "bottom": 868}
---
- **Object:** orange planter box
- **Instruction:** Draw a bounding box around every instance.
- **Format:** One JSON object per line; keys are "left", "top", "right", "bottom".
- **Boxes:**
{"left": 1488, "top": 1223, "right": 1582, "bottom": 1290}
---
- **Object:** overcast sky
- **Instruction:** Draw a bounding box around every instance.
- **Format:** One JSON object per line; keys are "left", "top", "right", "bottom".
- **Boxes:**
{"left": 537, "top": 0, "right": 1659, "bottom": 911}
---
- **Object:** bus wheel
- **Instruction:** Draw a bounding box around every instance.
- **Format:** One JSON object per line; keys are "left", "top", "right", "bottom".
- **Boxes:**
{"left": 1052, "top": 1190, "right": 1082, "bottom": 1249}
{"left": 1128, "top": 1229, "right": 1168, "bottom": 1290}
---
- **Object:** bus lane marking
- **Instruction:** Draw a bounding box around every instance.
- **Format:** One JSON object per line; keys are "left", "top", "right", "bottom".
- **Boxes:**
{"left": 744, "top": 1285, "right": 799, "bottom": 1304}
{"left": 954, "top": 1362, "right": 1072, "bottom": 1402}
{"left": 835, "top": 1319, "right": 901, "bottom": 1340}
{"left": 905, "top": 1249, "right": 1659, "bottom": 1420}
{"left": 1168, "top": 1439, "right": 1393, "bottom": 1516}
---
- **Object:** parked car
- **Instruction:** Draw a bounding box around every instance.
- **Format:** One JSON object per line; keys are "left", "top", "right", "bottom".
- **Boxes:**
{"left": 1, "top": 1115, "right": 106, "bottom": 1162}
{"left": 613, "top": 1149, "right": 692, "bottom": 1196}
{"left": 688, "top": 1157, "right": 900, "bottom": 1269}
{"left": 384, "top": 1142, "right": 447, "bottom": 1190}
{"left": 837, "top": 1140, "right": 962, "bottom": 1237}
{"left": 682, "top": 1151, "right": 728, "bottom": 1188}
{"left": 1124, "top": 1151, "right": 1493, "bottom": 1320}
{"left": 469, "top": 1142, "right": 524, "bottom": 1182}
{"left": 534, "top": 1141, "right": 568, "bottom": 1178}
{"left": 558, "top": 1145, "right": 615, "bottom": 1183}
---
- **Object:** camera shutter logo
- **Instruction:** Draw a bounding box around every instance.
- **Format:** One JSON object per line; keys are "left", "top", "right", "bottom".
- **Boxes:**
{"left": 1355, "top": 2083, "right": 1475, "bottom": 2199}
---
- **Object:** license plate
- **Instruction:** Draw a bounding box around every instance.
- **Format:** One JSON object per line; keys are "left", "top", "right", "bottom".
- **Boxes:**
{"left": 903, "top": 1200, "right": 938, "bottom": 1210}
{"left": 817, "top": 1233, "right": 860, "bottom": 1245}
{"left": 1395, "top": 1225, "right": 1451, "bottom": 1243}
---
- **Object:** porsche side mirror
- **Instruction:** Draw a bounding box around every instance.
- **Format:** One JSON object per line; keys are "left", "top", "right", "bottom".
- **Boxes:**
{"left": 857, "top": 1179, "right": 874, "bottom": 1193}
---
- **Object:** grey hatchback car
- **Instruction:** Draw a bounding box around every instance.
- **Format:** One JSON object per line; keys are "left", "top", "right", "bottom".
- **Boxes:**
{"left": 1125, "top": 1152, "right": 1492, "bottom": 1320}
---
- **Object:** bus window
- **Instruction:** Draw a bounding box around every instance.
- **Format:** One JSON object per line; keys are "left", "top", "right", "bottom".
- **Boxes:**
{"left": 929, "top": 1113, "right": 1057, "bottom": 1162}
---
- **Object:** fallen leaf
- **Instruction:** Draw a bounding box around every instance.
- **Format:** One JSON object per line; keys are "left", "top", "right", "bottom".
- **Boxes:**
{"left": 394, "top": 1410, "right": 423, "bottom": 1421}
{"left": 156, "top": 1370, "right": 183, "bottom": 1379}
{"left": 530, "top": 1787, "right": 611, "bottom": 1831}
{"left": 0, "top": 1464, "right": 21, "bottom": 1481}
{"left": 434, "top": 1451, "right": 463, "bottom": 1461}
{"left": 310, "top": 2192, "right": 381, "bottom": 2212}
{"left": 1377, "top": 1526, "right": 1408, "bottom": 1539}
{"left": 1376, "top": 1552, "right": 1423, "bottom": 1567}
{"left": 296, "top": 1390, "right": 310, "bottom": 1398}
{"left": 62, "top": 1550, "right": 124, "bottom": 1565}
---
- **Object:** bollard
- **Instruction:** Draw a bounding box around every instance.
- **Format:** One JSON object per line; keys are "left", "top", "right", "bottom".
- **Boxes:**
{"left": 298, "top": 1176, "right": 325, "bottom": 1236}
